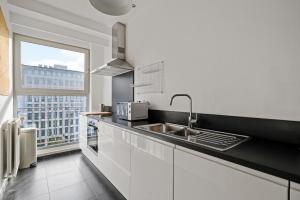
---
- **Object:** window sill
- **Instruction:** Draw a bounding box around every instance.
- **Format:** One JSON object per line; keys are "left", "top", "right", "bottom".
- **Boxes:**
{"left": 37, "top": 143, "right": 80, "bottom": 157}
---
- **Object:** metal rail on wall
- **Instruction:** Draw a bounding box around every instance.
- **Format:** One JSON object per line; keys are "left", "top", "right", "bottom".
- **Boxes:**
{"left": 131, "top": 61, "right": 164, "bottom": 94}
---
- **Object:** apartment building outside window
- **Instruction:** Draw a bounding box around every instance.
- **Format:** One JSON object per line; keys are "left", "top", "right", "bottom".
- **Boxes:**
{"left": 14, "top": 34, "right": 90, "bottom": 149}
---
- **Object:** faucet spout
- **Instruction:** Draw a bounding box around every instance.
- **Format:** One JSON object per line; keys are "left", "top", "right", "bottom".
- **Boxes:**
{"left": 169, "top": 94, "right": 197, "bottom": 128}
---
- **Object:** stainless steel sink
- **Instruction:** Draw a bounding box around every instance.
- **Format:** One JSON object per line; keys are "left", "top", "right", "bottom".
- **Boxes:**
{"left": 172, "top": 128, "right": 201, "bottom": 137}
{"left": 134, "top": 123, "right": 250, "bottom": 151}
{"left": 135, "top": 123, "right": 185, "bottom": 134}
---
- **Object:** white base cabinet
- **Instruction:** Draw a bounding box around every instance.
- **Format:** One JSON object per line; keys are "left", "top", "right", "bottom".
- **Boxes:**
{"left": 291, "top": 182, "right": 300, "bottom": 200}
{"left": 79, "top": 115, "right": 100, "bottom": 169}
{"left": 98, "top": 123, "right": 131, "bottom": 199}
{"left": 79, "top": 115, "right": 87, "bottom": 143}
{"left": 79, "top": 117, "right": 290, "bottom": 200}
{"left": 130, "top": 133, "right": 174, "bottom": 200}
{"left": 174, "top": 148, "right": 288, "bottom": 200}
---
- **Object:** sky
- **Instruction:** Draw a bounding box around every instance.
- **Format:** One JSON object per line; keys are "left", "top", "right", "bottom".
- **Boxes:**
{"left": 21, "top": 42, "right": 84, "bottom": 72}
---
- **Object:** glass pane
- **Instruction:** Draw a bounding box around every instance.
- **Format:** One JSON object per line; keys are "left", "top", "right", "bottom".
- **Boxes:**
{"left": 21, "top": 42, "right": 85, "bottom": 90}
{"left": 17, "top": 95, "right": 86, "bottom": 149}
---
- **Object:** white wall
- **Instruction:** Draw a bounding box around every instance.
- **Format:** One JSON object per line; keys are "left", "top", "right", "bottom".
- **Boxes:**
{"left": 90, "top": 44, "right": 112, "bottom": 111}
{"left": 0, "top": 0, "right": 13, "bottom": 125}
{"left": 102, "top": 41, "right": 113, "bottom": 107}
{"left": 126, "top": 0, "right": 300, "bottom": 121}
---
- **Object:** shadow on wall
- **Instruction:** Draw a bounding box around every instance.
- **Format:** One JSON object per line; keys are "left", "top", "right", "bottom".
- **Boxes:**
{"left": 0, "top": 92, "right": 13, "bottom": 123}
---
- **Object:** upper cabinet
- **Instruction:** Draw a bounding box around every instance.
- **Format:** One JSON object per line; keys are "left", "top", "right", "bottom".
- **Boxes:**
{"left": 174, "top": 147, "right": 289, "bottom": 200}
{"left": 130, "top": 133, "right": 174, "bottom": 200}
{"left": 291, "top": 182, "right": 300, "bottom": 200}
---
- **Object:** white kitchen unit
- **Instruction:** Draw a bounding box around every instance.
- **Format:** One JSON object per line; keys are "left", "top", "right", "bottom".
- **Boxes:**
{"left": 80, "top": 118, "right": 291, "bottom": 200}
{"left": 79, "top": 115, "right": 99, "bottom": 169}
{"left": 130, "top": 133, "right": 174, "bottom": 200}
{"left": 174, "top": 147, "right": 289, "bottom": 200}
{"left": 79, "top": 115, "right": 87, "bottom": 152}
{"left": 291, "top": 182, "right": 300, "bottom": 200}
{"left": 98, "top": 122, "right": 131, "bottom": 199}
{"left": 79, "top": 115, "right": 87, "bottom": 142}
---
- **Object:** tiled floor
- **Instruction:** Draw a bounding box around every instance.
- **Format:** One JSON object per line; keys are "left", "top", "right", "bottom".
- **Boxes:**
{"left": 3, "top": 151, "right": 126, "bottom": 200}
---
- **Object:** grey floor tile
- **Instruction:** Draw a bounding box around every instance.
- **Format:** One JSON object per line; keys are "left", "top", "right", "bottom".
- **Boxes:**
{"left": 50, "top": 181, "right": 95, "bottom": 200}
{"left": 13, "top": 179, "right": 49, "bottom": 200}
{"left": 45, "top": 159, "right": 78, "bottom": 177}
{"left": 72, "top": 154, "right": 87, "bottom": 166}
{"left": 77, "top": 161, "right": 99, "bottom": 179}
{"left": 2, "top": 189, "right": 17, "bottom": 200}
{"left": 47, "top": 169, "right": 84, "bottom": 192}
{"left": 94, "top": 191, "right": 126, "bottom": 200}
{"left": 42, "top": 154, "right": 76, "bottom": 167}
{"left": 68, "top": 151, "right": 82, "bottom": 160}
{"left": 29, "top": 194, "right": 50, "bottom": 200}
{"left": 3, "top": 152, "right": 125, "bottom": 200}
{"left": 7, "top": 165, "right": 46, "bottom": 189}
{"left": 85, "top": 176, "right": 111, "bottom": 196}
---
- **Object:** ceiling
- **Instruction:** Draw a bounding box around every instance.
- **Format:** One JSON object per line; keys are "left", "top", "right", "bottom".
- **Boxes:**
{"left": 35, "top": 0, "right": 119, "bottom": 26}
{"left": 7, "top": 0, "right": 136, "bottom": 36}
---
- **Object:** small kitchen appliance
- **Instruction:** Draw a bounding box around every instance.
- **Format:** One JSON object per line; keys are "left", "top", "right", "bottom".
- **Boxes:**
{"left": 116, "top": 102, "right": 148, "bottom": 121}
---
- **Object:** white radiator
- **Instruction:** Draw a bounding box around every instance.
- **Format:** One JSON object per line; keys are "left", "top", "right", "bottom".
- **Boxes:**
{"left": 0, "top": 118, "right": 21, "bottom": 178}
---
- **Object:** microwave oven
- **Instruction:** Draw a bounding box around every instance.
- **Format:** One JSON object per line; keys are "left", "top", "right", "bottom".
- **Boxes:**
{"left": 116, "top": 102, "right": 148, "bottom": 121}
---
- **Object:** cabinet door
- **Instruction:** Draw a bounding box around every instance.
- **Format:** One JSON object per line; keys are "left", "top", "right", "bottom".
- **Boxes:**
{"left": 291, "top": 182, "right": 300, "bottom": 200}
{"left": 130, "top": 133, "right": 173, "bottom": 200}
{"left": 112, "top": 126, "right": 131, "bottom": 173}
{"left": 174, "top": 148, "right": 288, "bottom": 200}
{"left": 79, "top": 115, "right": 87, "bottom": 139}
{"left": 98, "top": 123, "right": 131, "bottom": 199}
{"left": 79, "top": 115, "right": 87, "bottom": 150}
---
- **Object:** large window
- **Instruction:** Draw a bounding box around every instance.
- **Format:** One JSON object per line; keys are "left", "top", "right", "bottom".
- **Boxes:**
{"left": 14, "top": 34, "right": 89, "bottom": 96}
{"left": 14, "top": 34, "right": 89, "bottom": 149}
{"left": 17, "top": 95, "right": 86, "bottom": 148}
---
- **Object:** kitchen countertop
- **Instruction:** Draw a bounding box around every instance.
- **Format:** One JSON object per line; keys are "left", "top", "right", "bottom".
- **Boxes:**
{"left": 80, "top": 112, "right": 112, "bottom": 116}
{"left": 87, "top": 114, "right": 300, "bottom": 183}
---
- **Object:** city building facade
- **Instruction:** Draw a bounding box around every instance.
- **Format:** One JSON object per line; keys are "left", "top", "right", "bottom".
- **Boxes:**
{"left": 17, "top": 64, "right": 86, "bottom": 148}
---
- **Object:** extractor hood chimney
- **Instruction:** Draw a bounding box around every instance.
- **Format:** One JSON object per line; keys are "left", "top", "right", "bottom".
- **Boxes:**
{"left": 91, "top": 22, "right": 133, "bottom": 76}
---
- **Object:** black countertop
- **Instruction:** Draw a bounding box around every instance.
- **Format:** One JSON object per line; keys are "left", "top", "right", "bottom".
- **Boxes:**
{"left": 88, "top": 115, "right": 300, "bottom": 184}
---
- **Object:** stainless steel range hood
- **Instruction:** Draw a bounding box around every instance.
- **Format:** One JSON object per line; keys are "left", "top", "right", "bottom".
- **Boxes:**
{"left": 91, "top": 22, "right": 133, "bottom": 76}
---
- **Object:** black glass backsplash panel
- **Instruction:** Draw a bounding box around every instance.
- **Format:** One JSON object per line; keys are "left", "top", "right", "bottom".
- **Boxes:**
{"left": 148, "top": 110, "right": 300, "bottom": 146}
{"left": 112, "top": 71, "right": 134, "bottom": 113}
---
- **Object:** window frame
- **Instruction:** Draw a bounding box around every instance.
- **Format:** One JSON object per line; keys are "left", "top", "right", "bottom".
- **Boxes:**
{"left": 13, "top": 33, "right": 90, "bottom": 96}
